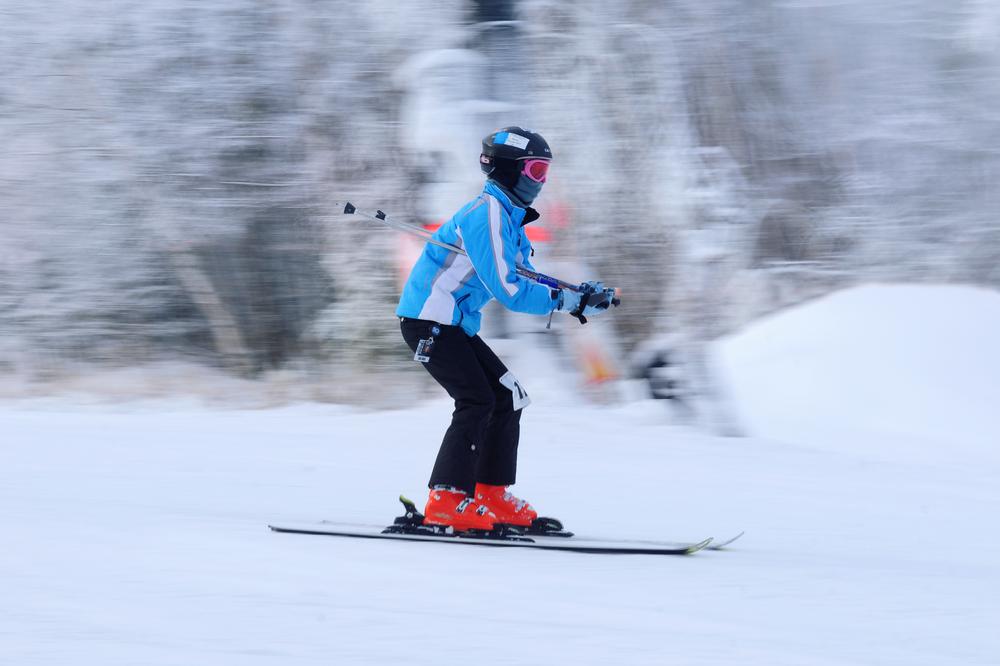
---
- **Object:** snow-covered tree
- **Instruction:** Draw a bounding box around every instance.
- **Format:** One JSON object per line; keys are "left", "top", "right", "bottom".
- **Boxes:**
{"left": 2, "top": 0, "right": 998, "bottom": 393}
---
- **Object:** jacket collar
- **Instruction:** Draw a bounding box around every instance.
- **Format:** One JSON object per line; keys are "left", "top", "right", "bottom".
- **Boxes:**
{"left": 484, "top": 180, "right": 526, "bottom": 226}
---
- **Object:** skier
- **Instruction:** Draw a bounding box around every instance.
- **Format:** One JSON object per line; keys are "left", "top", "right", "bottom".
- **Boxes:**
{"left": 396, "top": 127, "right": 615, "bottom": 532}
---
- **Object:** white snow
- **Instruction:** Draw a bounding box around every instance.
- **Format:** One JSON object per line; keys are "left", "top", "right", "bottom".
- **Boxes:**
{"left": 716, "top": 283, "right": 1000, "bottom": 461}
{"left": 3, "top": 284, "right": 1000, "bottom": 665}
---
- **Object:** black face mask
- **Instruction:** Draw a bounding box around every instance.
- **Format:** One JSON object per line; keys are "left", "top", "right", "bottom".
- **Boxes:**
{"left": 512, "top": 173, "right": 544, "bottom": 206}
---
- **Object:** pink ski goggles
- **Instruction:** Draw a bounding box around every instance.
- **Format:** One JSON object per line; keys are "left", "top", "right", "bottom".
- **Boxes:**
{"left": 522, "top": 158, "right": 551, "bottom": 183}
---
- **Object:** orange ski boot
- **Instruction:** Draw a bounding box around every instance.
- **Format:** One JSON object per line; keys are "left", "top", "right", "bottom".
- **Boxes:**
{"left": 423, "top": 487, "right": 497, "bottom": 532}
{"left": 474, "top": 483, "right": 538, "bottom": 527}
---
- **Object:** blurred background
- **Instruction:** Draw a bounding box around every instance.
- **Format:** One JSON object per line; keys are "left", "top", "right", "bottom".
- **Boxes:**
{"left": 2, "top": 0, "right": 999, "bottom": 411}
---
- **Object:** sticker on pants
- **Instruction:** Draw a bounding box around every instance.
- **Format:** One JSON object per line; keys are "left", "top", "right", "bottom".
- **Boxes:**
{"left": 413, "top": 337, "right": 434, "bottom": 363}
{"left": 499, "top": 372, "right": 531, "bottom": 411}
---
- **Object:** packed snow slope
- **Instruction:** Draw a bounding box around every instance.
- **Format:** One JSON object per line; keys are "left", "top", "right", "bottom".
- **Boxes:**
{"left": 716, "top": 283, "right": 1000, "bottom": 459}
{"left": 3, "top": 284, "right": 999, "bottom": 665}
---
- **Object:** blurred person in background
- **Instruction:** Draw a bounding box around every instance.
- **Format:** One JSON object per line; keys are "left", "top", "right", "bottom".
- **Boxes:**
{"left": 396, "top": 127, "right": 614, "bottom": 532}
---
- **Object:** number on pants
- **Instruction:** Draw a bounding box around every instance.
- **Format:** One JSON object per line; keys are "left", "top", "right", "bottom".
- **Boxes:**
{"left": 499, "top": 372, "right": 531, "bottom": 411}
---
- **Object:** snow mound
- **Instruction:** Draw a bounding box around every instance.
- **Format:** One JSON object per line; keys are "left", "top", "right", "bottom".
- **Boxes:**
{"left": 715, "top": 284, "right": 1000, "bottom": 459}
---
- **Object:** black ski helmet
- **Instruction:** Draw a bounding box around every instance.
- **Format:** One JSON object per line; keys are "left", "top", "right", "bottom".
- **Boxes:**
{"left": 480, "top": 127, "right": 552, "bottom": 192}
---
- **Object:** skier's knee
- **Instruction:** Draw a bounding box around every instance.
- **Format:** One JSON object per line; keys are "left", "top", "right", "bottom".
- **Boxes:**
{"left": 460, "top": 392, "right": 495, "bottom": 421}
{"left": 491, "top": 387, "right": 515, "bottom": 414}
{"left": 477, "top": 393, "right": 496, "bottom": 419}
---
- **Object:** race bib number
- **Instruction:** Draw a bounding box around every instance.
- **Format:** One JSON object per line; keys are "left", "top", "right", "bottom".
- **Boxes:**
{"left": 499, "top": 372, "right": 531, "bottom": 411}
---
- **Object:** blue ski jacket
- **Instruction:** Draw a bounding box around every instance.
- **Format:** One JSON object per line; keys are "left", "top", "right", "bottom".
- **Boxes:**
{"left": 396, "top": 181, "right": 559, "bottom": 336}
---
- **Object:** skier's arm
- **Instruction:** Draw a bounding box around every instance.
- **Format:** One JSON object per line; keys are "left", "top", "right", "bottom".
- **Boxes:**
{"left": 459, "top": 200, "right": 558, "bottom": 315}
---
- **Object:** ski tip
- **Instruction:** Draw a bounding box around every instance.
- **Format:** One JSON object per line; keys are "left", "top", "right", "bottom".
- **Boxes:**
{"left": 688, "top": 537, "right": 714, "bottom": 553}
{"left": 707, "top": 531, "right": 745, "bottom": 550}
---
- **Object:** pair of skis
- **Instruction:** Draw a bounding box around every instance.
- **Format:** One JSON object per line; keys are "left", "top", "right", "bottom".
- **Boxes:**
{"left": 269, "top": 496, "right": 743, "bottom": 556}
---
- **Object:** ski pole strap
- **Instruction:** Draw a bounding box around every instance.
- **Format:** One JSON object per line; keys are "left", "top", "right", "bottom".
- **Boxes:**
{"left": 570, "top": 290, "right": 591, "bottom": 325}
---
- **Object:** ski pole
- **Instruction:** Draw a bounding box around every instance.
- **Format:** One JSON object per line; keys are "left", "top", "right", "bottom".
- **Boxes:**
{"left": 337, "top": 201, "right": 620, "bottom": 323}
{"left": 338, "top": 201, "right": 581, "bottom": 292}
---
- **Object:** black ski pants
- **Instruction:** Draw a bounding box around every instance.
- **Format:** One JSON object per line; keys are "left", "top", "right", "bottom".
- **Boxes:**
{"left": 400, "top": 317, "right": 522, "bottom": 494}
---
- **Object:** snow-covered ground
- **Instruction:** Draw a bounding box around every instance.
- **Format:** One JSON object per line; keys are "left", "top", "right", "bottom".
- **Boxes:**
{"left": 3, "top": 284, "right": 999, "bottom": 665}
